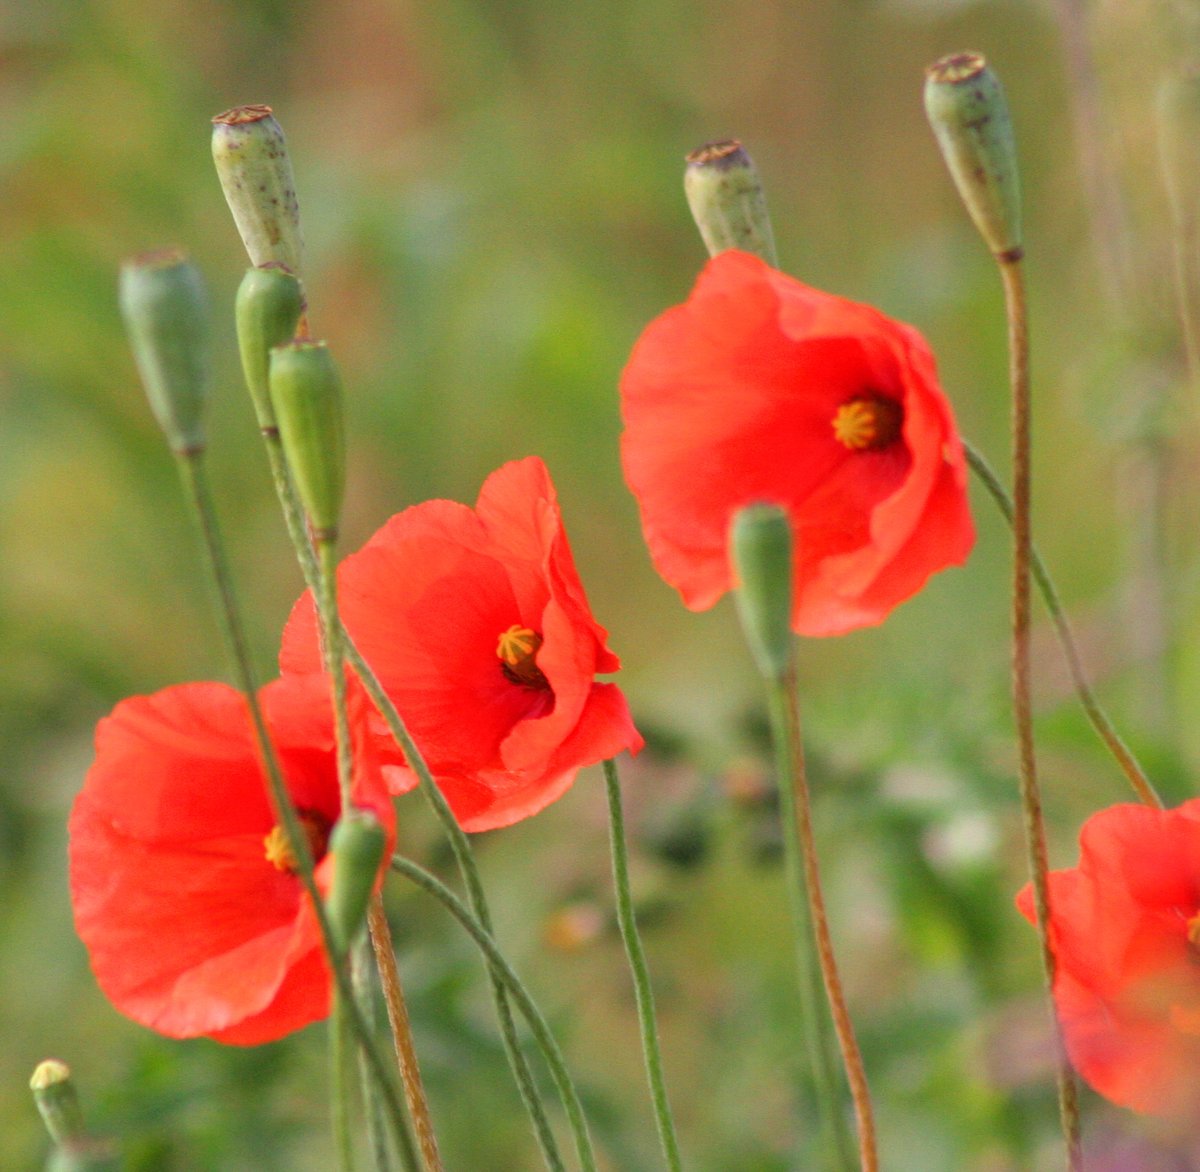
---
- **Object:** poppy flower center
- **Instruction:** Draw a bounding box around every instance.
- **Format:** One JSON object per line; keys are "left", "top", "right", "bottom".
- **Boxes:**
{"left": 497, "top": 624, "right": 549, "bottom": 690}
{"left": 263, "top": 810, "right": 332, "bottom": 874}
{"left": 831, "top": 394, "right": 904, "bottom": 451}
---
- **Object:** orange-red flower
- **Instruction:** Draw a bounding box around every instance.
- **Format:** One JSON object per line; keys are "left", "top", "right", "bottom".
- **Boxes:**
{"left": 69, "top": 674, "right": 392, "bottom": 1045}
{"left": 620, "top": 250, "right": 974, "bottom": 636}
{"left": 280, "top": 456, "right": 642, "bottom": 831}
{"left": 1017, "top": 801, "right": 1200, "bottom": 1116}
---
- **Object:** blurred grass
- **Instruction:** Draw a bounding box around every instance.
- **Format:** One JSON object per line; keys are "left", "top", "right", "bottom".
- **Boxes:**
{"left": 4, "top": 0, "right": 1200, "bottom": 1167}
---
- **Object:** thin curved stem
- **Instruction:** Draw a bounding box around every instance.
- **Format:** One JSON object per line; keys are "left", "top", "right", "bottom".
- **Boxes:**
{"left": 259, "top": 431, "right": 566, "bottom": 1172}
{"left": 174, "top": 449, "right": 414, "bottom": 1159}
{"left": 369, "top": 897, "right": 443, "bottom": 1171}
{"left": 963, "top": 441, "right": 1161, "bottom": 809}
{"left": 1000, "top": 256, "right": 1083, "bottom": 1170}
{"left": 601, "top": 759, "right": 683, "bottom": 1172}
{"left": 390, "top": 855, "right": 598, "bottom": 1172}
{"left": 771, "top": 670, "right": 876, "bottom": 1172}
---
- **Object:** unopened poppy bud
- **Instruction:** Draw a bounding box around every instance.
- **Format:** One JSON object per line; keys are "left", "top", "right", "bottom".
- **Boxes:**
{"left": 684, "top": 140, "right": 778, "bottom": 265}
{"left": 118, "top": 250, "right": 209, "bottom": 454}
{"left": 1157, "top": 73, "right": 1200, "bottom": 232}
{"left": 31, "top": 1060, "right": 86, "bottom": 1148}
{"left": 325, "top": 809, "right": 388, "bottom": 956}
{"left": 924, "top": 52, "right": 1022, "bottom": 261}
{"left": 211, "top": 105, "right": 304, "bottom": 273}
{"left": 730, "top": 504, "right": 794, "bottom": 681}
{"left": 236, "top": 266, "right": 305, "bottom": 429}
{"left": 269, "top": 340, "right": 346, "bottom": 539}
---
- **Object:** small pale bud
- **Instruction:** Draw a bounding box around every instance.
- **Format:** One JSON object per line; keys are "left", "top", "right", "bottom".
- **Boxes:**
{"left": 236, "top": 266, "right": 305, "bottom": 429}
{"left": 118, "top": 250, "right": 209, "bottom": 454}
{"left": 212, "top": 105, "right": 304, "bottom": 273}
{"left": 684, "top": 140, "right": 778, "bottom": 265}
{"left": 924, "top": 52, "right": 1023, "bottom": 260}
{"left": 325, "top": 810, "right": 388, "bottom": 956}
{"left": 269, "top": 340, "right": 346, "bottom": 539}
{"left": 1157, "top": 73, "right": 1200, "bottom": 233}
{"left": 31, "top": 1060, "right": 118, "bottom": 1170}
{"left": 730, "top": 504, "right": 794, "bottom": 681}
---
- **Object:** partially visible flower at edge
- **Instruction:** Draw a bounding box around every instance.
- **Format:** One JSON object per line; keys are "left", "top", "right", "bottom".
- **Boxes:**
{"left": 69, "top": 672, "right": 393, "bottom": 1045}
{"left": 1017, "top": 800, "right": 1200, "bottom": 1117}
{"left": 620, "top": 249, "right": 974, "bottom": 637}
{"left": 280, "top": 455, "right": 643, "bottom": 832}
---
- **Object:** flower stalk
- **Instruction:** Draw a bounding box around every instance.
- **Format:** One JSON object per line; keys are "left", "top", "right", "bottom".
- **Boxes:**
{"left": 601, "top": 758, "right": 683, "bottom": 1172}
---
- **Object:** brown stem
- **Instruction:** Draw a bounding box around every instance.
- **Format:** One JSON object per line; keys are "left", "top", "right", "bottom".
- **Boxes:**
{"left": 779, "top": 669, "right": 877, "bottom": 1172}
{"left": 1002, "top": 256, "right": 1084, "bottom": 1170}
{"left": 368, "top": 896, "right": 443, "bottom": 1172}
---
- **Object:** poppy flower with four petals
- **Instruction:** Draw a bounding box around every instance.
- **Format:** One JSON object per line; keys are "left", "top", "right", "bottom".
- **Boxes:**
{"left": 69, "top": 673, "right": 393, "bottom": 1045}
{"left": 281, "top": 456, "right": 642, "bottom": 831}
{"left": 620, "top": 249, "right": 975, "bottom": 636}
{"left": 1017, "top": 800, "right": 1200, "bottom": 1117}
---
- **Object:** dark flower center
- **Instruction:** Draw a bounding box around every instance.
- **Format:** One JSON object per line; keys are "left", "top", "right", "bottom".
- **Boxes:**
{"left": 497, "top": 624, "right": 549, "bottom": 690}
{"left": 831, "top": 394, "right": 904, "bottom": 451}
{"left": 263, "top": 810, "right": 332, "bottom": 874}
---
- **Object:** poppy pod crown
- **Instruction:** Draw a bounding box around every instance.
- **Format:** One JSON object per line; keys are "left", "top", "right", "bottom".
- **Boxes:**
{"left": 620, "top": 250, "right": 974, "bottom": 637}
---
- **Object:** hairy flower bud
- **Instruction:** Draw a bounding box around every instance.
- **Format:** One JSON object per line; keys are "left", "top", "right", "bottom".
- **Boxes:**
{"left": 118, "top": 250, "right": 210, "bottom": 454}
{"left": 269, "top": 340, "right": 346, "bottom": 539}
{"left": 236, "top": 266, "right": 305, "bottom": 429}
{"left": 730, "top": 504, "right": 794, "bottom": 680}
{"left": 325, "top": 809, "right": 388, "bottom": 956}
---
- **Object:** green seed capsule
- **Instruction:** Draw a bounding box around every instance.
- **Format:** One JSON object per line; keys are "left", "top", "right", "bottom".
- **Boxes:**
{"left": 118, "top": 250, "right": 210, "bottom": 454}
{"left": 212, "top": 105, "right": 304, "bottom": 273}
{"left": 269, "top": 340, "right": 346, "bottom": 539}
{"left": 684, "top": 139, "right": 778, "bottom": 265}
{"left": 924, "top": 52, "right": 1023, "bottom": 260}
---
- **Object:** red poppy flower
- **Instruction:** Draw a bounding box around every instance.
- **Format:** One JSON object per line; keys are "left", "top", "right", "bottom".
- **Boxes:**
{"left": 620, "top": 250, "right": 974, "bottom": 636}
{"left": 280, "top": 456, "right": 642, "bottom": 832}
{"left": 1016, "top": 801, "right": 1200, "bottom": 1116}
{"left": 69, "top": 673, "right": 393, "bottom": 1045}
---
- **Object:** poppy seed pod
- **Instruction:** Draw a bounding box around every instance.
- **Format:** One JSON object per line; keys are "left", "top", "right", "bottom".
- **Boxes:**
{"left": 924, "top": 52, "right": 1022, "bottom": 260}
{"left": 212, "top": 105, "right": 304, "bottom": 274}
{"left": 118, "top": 250, "right": 210, "bottom": 455}
{"left": 684, "top": 140, "right": 777, "bottom": 265}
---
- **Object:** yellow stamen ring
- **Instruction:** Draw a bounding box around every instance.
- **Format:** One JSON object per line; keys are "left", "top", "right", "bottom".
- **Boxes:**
{"left": 832, "top": 395, "right": 904, "bottom": 451}
{"left": 263, "top": 812, "right": 330, "bottom": 874}
{"left": 497, "top": 624, "right": 549, "bottom": 689}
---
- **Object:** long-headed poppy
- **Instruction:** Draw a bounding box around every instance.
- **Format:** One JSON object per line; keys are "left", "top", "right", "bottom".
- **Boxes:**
{"left": 69, "top": 673, "right": 392, "bottom": 1045}
{"left": 1017, "top": 801, "right": 1200, "bottom": 1116}
{"left": 620, "top": 249, "right": 974, "bottom": 636}
{"left": 280, "top": 456, "right": 642, "bottom": 832}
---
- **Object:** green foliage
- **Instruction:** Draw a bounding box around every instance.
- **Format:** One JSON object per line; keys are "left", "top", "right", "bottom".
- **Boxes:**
{"left": 4, "top": 0, "right": 1199, "bottom": 1167}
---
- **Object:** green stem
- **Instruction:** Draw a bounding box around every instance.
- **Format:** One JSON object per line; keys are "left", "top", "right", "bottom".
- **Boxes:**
{"left": 999, "top": 255, "right": 1083, "bottom": 1170}
{"left": 601, "top": 759, "right": 683, "bottom": 1172}
{"left": 767, "top": 672, "right": 872, "bottom": 1172}
{"left": 333, "top": 992, "right": 359, "bottom": 1172}
{"left": 259, "top": 429, "right": 566, "bottom": 1172}
{"left": 963, "top": 441, "right": 1161, "bottom": 808}
{"left": 369, "top": 896, "right": 442, "bottom": 1172}
{"left": 353, "top": 935, "right": 411, "bottom": 1172}
{"left": 316, "top": 537, "right": 353, "bottom": 809}
{"left": 390, "top": 855, "right": 598, "bottom": 1172}
{"left": 173, "top": 448, "right": 413, "bottom": 1158}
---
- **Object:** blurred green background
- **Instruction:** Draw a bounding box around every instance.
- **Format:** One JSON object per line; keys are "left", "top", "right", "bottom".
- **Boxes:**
{"left": 4, "top": 0, "right": 1200, "bottom": 1167}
